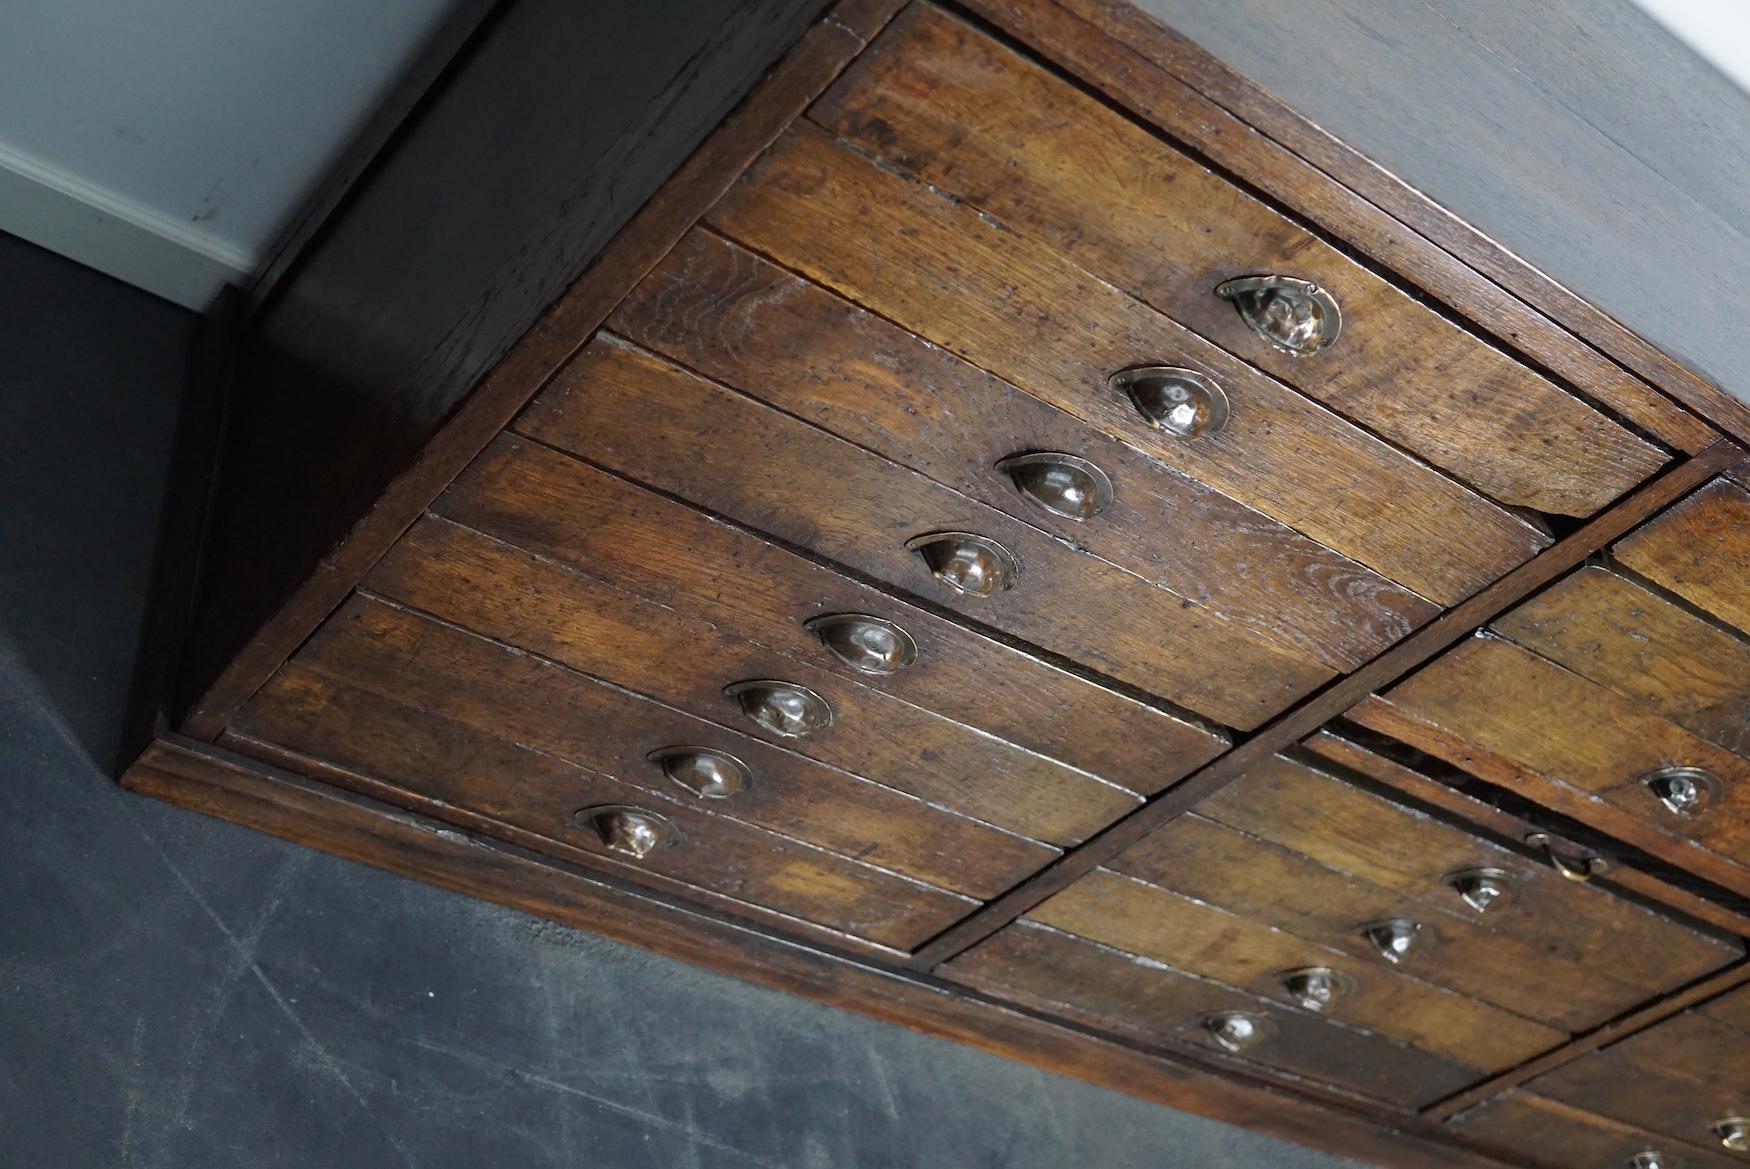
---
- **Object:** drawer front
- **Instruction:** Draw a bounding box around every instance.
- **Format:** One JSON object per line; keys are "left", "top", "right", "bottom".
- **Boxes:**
{"left": 366, "top": 516, "right": 1140, "bottom": 846}
{"left": 1524, "top": 985, "right": 1750, "bottom": 1155}
{"left": 1361, "top": 634, "right": 1750, "bottom": 895}
{"left": 1167, "top": 755, "right": 1739, "bottom": 1025}
{"left": 517, "top": 335, "right": 1335, "bottom": 729}
{"left": 439, "top": 431, "right": 1226, "bottom": 792}
{"left": 944, "top": 919, "right": 1481, "bottom": 1109}
{"left": 1026, "top": 868, "right": 1564, "bottom": 1073}
{"left": 269, "top": 595, "right": 1056, "bottom": 900}
{"left": 708, "top": 120, "right": 1550, "bottom": 607}
{"left": 1616, "top": 478, "right": 1750, "bottom": 634}
{"left": 1449, "top": 1090, "right": 1750, "bottom": 1169}
{"left": 810, "top": 3, "right": 1668, "bottom": 518}
{"left": 1494, "top": 563, "right": 1750, "bottom": 757}
{"left": 611, "top": 228, "right": 1439, "bottom": 673}
{"left": 231, "top": 663, "right": 975, "bottom": 950}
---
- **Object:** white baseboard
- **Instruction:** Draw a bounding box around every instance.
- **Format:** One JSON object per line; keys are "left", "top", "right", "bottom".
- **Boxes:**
{"left": 0, "top": 141, "right": 255, "bottom": 311}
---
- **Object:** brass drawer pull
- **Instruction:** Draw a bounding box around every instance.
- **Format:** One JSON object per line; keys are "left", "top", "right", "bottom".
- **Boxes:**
{"left": 1358, "top": 918, "right": 1434, "bottom": 965}
{"left": 904, "top": 532, "right": 1020, "bottom": 597}
{"left": 724, "top": 680, "right": 834, "bottom": 738}
{"left": 1642, "top": 765, "right": 1722, "bottom": 817}
{"left": 1630, "top": 1152, "right": 1672, "bottom": 1169}
{"left": 648, "top": 746, "right": 749, "bottom": 799}
{"left": 1278, "top": 966, "right": 1354, "bottom": 1013}
{"left": 1526, "top": 832, "right": 1609, "bottom": 883}
{"left": 1200, "top": 1010, "right": 1273, "bottom": 1054}
{"left": 995, "top": 451, "right": 1114, "bottom": 521}
{"left": 1108, "top": 365, "right": 1229, "bottom": 438}
{"left": 803, "top": 613, "right": 917, "bottom": 675}
{"left": 1714, "top": 1118, "right": 1750, "bottom": 1153}
{"left": 575, "top": 805, "right": 673, "bottom": 860}
{"left": 1215, "top": 274, "right": 1342, "bottom": 354}
{"left": 1448, "top": 867, "right": 1517, "bottom": 915}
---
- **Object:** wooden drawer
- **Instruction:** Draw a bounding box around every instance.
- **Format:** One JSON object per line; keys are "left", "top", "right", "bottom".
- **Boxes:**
{"left": 1025, "top": 867, "right": 1564, "bottom": 1074}
{"left": 708, "top": 118, "right": 1551, "bottom": 609}
{"left": 611, "top": 228, "right": 1439, "bottom": 673}
{"left": 806, "top": 5, "right": 1668, "bottom": 522}
{"left": 945, "top": 919, "right": 1481, "bottom": 1109}
{"left": 365, "top": 514, "right": 1138, "bottom": 846}
{"left": 1109, "top": 755, "right": 1739, "bottom": 1034}
{"left": 1448, "top": 1090, "right": 1750, "bottom": 1169}
{"left": 437, "top": 431, "right": 1226, "bottom": 792}
{"left": 1512, "top": 982, "right": 1750, "bottom": 1156}
{"left": 515, "top": 335, "right": 1333, "bottom": 730}
{"left": 229, "top": 654, "right": 976, "bottom": 951}
{"left": 1356, "top": 484, "right": 1750, "bottom": 897}
{"left": 242, "top": 595, "right": 1056, "bottom": 901}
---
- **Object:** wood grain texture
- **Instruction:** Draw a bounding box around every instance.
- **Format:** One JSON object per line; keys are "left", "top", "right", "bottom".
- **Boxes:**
{"left": 959, "top": 0, "right": 1728, "bottom": 455}
{"left": 368, "top": 515, "right": 1140, "bottom": 845}
{"left": 997, "top": 0, "right": 1750, "bottom": 448}
{"left": 1372, "top": 636, "right": 1750, "bottom": 884}
{"left": 438, "top": 431, "right": 1227, "bottom": 790}
{"left": 944, "top": 920, "right": 1481, "bottom": 1109}
{"left": 1493, "top": 565, "right": 1750, "bottom": 756}
{"left": 517, "top": 334, "right": 1335, "bottom": 728}
{"left": 180, "top": 0, "right": 905, "bottom": 741}
{"left": 1028, "top": 869, "right": 1565, "bottom": 1072}
{"left": 1447, "top": 1090, "right": 1750, "bottom": 1169}
{"left": 907, "top": 440, "right": 1745, "bottom": 967}
{"left": 1109, "top": 809, "right": 1735, "bottom": 1033}
{"left": 234, "top": 667, "right": 974, "bottom": 949}
{"left": 120, "top": 737, "right": 1531, "bottom": 1169}
{"left": 1526, "top": 1004, "right": 1750, "bottom": 1148}
{"left": 285, "top": 594, "right": 1056, "bottom": 899}
{"left": 813, "top": 3, "right": 1667, "bottom": 516}
{"left": 1615, "top": 478, "right": 1750, "bottom": 635}
{"left": 611, "top": 228, "right": 1438, "bottom": 671}
{"left": 708, "top": 120, "right": 1550, "bottom": 605}
{"left": 1303, "top": 731, "right": 1750, "bottom": 941}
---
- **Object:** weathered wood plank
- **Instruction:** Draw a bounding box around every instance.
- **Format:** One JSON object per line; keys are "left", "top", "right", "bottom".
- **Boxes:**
{"left": 814, "top": 3, "right": 1667, "bottom": 515}
{"left": 612, "top": 228, "right": 1437, "bottom": 670}
{"left": 708, "top": 121, "right": 1549, "bottom": 604}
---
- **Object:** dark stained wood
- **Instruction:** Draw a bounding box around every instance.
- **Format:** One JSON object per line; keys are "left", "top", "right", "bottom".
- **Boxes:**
{"left": 708, "top": 121, "right": 1551, "bottom": 606}
{"left": 438, "top": 431, "right": 1227, "bottom": 788}
{"left": 1303, "top": 731, "right": 1750, "bottom": 940}
{"left": 180, "top": 0, "right": 909, "bottom": 741}
{"left": 907, "top": 441, "right": 1744, "bottom": 968}
{"left": 287, "top": 594, "right": 1056, "bottom": 899}
{"left": 234, "top": 667, "right": 974, "bottom": 949}
{"left": 1364, "top": 637, "right": 1750, "bottom": 895}
{"left": 944, "top": 920, "right": 1481, "bottom": 1109}
{"left": 611, "top": 228, "right": 1438, "bottom": 671}
{"left": 1109, "top": 808, "right": 1736, "bottom": 1033}
{"left": 1493, "top": 565, "right": 1750, "bottom": 755}
{"left": 120, "top": 737, "right": 1532, "bottom": 1169}
{"left": 366, "top": 515, "right": 1140, "bottom": 845}
{"left": 1028, "top": 869, "right": 1565, "bottom": 1072}
{"left": 1421, "top": 965, "right": 1750, "bottom": 1123}
{"left": 971, "top": 0, "right": 1749, "bottom": 450}
{"left": 813, "top": 3, "right": 1668, "bottom": 516}
{"left": 516, "top": 334, "right": 1335, "bottom": 728}
{"left": 1446, "top": 1090, "right": 1750, "bottom": 1169}
{"left": 1527, "top": 1004, "right": 1750, "bottom": 1147}
{"left": 1615, "top": 478, "right": 1750, "bottom": 635}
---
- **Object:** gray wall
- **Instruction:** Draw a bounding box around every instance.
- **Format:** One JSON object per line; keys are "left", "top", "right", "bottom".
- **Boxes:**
{"left": 0, "top": 231, "right": 1364, "bottom": 1168}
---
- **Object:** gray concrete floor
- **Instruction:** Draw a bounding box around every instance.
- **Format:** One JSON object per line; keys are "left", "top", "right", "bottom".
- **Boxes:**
{"left": 0, "top": 229, "right": 1366, "bottom": 1167}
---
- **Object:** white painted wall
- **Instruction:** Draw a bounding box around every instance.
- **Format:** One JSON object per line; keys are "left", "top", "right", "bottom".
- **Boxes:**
{"left": 0, "top": 0, "right": 466, "bottom": 308}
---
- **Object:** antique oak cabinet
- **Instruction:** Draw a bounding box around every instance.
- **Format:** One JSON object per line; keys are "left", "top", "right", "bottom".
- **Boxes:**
{"left": 128, "top": 2, "right": 1750, "bottom": 1167}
